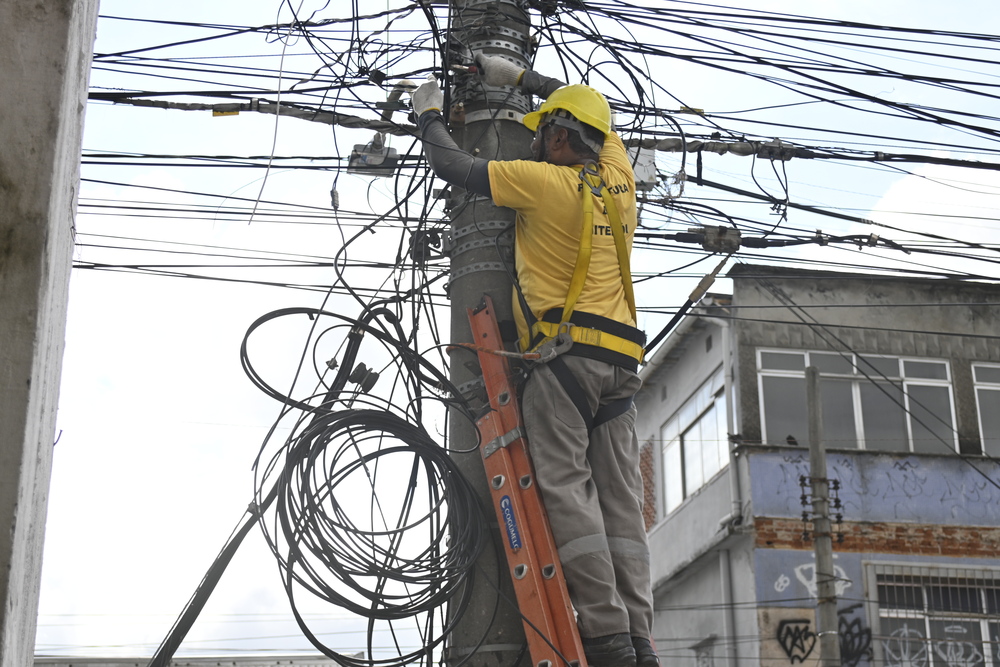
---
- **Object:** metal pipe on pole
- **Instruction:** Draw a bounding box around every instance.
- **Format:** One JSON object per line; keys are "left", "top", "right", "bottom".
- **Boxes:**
{"left": 806, "top": 366, "right": 842, "bottom": 667}
{"left": 444, "top": 1, "right": 534, "bottom": 665}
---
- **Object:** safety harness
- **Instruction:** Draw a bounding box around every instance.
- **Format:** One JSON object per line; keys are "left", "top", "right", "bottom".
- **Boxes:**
{"left": 519, "top": 161, "right": 646, "bottom": 433}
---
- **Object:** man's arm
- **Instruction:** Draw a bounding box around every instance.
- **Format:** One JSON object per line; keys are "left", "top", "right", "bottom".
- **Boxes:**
{"left": 410, "top": 61, "right": 568, "bottom": 197}
{"left": 415, "top": 110, "right": 492, "bottom": 198}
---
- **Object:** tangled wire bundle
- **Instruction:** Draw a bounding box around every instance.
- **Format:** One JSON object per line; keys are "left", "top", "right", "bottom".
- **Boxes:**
{"left": 237, "top": 305, "right": 490, "bottom": 665}
{"left": 260, "top": 405, "right": 486, "bottom": 664}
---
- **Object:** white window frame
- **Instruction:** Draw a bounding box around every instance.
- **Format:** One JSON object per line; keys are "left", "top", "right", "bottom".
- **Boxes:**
{"left": 864, "top": 562, "right": 1000, "bottom": 667}
{"left": 756, "top": 349, "right": 958, "bottom": 452}
{"left": 973, "top": 362, "right": 1000, "bottom": 457}
{"left": 660, "top": 366, "right": 727, "bottom": 515}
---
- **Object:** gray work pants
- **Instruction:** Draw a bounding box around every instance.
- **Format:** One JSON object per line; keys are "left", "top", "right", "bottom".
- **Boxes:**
{"left": 521, "top": 354, "right": 653, "bottom": 640}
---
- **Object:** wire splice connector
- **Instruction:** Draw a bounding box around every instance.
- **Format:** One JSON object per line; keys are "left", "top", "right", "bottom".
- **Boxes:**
{"left": 690, "top": 225, "right": 742, "bottom": 253}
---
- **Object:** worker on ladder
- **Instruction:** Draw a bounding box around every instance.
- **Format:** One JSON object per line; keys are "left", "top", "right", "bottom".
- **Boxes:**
{"left": 412, "top": 58, "right": 656, "bottom": 667}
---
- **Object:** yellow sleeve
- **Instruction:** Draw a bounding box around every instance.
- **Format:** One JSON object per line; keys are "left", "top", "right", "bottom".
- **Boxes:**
{"left": 488, "top": 160, "right": 556, "bottom": 212}
{"left": 598, "top": 133, "right": 634, "bottom": 182}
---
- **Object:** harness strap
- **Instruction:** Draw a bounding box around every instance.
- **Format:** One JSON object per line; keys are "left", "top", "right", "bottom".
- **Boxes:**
{"left": 549, "top": 356, "right": 634, "bottom": 434}
{"left": 593, "top": 396, "right": 634, "bottom": 430}
{"left": 549, "top": 356, "right": 594, "bottom": 433}
{"left": 561, "top": 169, "right": 596, "bottom": 325}
{"left": 531, "top": 320, "right": 644, "bottom": 364}
{"left": 600, "top": 177, "right": 637, "bottom": 324}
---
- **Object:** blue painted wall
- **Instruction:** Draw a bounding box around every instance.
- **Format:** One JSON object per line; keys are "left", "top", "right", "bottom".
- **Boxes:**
{"left": 748, "top": 448, "right": 1000, "bottom": 525}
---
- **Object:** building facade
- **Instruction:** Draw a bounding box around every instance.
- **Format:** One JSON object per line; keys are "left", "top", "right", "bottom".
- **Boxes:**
{"left": 636, "top": 264, "right": 1000, "bottom": 667}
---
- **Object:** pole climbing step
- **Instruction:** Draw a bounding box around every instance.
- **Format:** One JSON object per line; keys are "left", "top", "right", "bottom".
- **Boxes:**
{"left": 467, "top": 295, "right": 587, "bottom": 667}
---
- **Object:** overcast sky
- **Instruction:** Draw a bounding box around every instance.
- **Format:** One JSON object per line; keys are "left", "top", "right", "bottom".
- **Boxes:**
{"left": 35, "top": 0, "right": 1000, "bottom": 659}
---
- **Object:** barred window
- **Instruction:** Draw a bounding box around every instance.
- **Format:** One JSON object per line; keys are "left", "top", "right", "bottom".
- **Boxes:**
{"left": 868, "top": 564, "right": 1000, "bottom": 667}
{"left": 757, "top": 350, "right": 957, "bottom": 453}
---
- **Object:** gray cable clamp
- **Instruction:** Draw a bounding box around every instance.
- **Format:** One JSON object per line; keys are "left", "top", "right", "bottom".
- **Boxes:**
{"left": 484, "top": 426, "right": 526, "bottom": 458}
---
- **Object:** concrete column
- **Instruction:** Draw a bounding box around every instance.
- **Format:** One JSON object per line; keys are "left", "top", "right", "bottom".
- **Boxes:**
{"left": 0, "top": 1, "right": 99, "bottom": 664}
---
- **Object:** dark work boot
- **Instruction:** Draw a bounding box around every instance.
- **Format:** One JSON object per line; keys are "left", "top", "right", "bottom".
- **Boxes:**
{"left": 632, "top": 637, "right": 660, "bottom": 667}
{"left": 581, "top": 633, "right": 636, "bottom": 667}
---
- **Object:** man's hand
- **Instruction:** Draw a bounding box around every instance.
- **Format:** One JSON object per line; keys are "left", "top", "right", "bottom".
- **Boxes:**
{"left": 411, "top": 75, "right": 444, "bottom": 116}
{"left": 474, "top": 53, "right": 524, "bottom": 87}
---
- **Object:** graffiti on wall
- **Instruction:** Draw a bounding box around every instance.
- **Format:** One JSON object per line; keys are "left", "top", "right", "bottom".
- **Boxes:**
{"left": 776, "top": 619, "right": 816, "bottom": 663}
{"left": 761, "top": 605, "right": 872, "bottom": 667}
{"left": 771, "top": 554, "right": 854, "bottom": 599}
{"left": 882, "top": 621, "right": 988, "bottom": 667}
{"left": 838, "top": 610, "right": 873, "bottom": 667}
{"left": 793, "top": 560, "right": 852, "bottom": 598}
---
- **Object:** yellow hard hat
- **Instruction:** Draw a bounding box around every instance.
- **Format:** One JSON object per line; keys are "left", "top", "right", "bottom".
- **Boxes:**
{"left": 522, "top": 84, "right": 612, "bottom": 136}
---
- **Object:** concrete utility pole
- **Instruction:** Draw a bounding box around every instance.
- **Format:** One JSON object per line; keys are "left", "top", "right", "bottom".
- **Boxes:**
{"left": 805, "top": 367, "right": 842, "bottom": 667}
{"left": 444, "top": 1, "right": 534, "bottom": 665}
{"left": 0, "top": 1, "right": 99, "bottom": 665}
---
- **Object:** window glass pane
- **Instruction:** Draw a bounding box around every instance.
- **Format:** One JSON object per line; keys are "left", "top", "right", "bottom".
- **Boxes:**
{"left": 761, "top": 376, "right": 808, "bottom": 446}
{"left": 662, "top": 416, "right": 679, "bottom": 443}
{"left": 716, "top": 396, "right": 729, "bottom": 473}
{"left": 990, "top": 623, "right": 1000, "bottom": 667}
{"left": 908, "top": 384, "right": 956, "bottom": 454}
{"left": 978, "top": 388, "right": 1000, "bottom": 458}
{"left": 860, "top": 382, "right": 908, "bottom": 451}
{"left": 760, "top": 351, "right": 805, "bottom": 371}
{"left": 663, "top": 439, "right": 683, "bottom": 513}
{"left": 985, "top": 587, "right": 1000, "bottom": 614}
{"left": 880, "top": 616, "right": 931, "bottom": 667}
{"left": 695, "top": 381, "right": 713, "bottom": 415}
{"left": 904, "top": 360, "right": 948, "bottom": 380}
{"left": 821, "top": 378, "right": 858, "bottom": 449}
{"left": 858, "top": 355, "right": 900, "bottom": 378}
{"left": 927, "top": 585, "right": 981, "bottom": 613}
{"left": 879, "top": 583, "right": 924, "bottom": 610}
{"left": 928, "top": 620, "right": 984, "bottom": 667}
{"left": 684, "top": 423, "right": 704, "bottom": 494}
{"left": 974, "top": 365, "right": 1000, "bottom": 384}
{"left": 700, "top": 403, "right": 721, "bottom": 481}
{"left": 811, "top": 352, "right": 853, "bottom": 375}
{"left": 678, "top": 398, "right": 699, "bottom": 431}
{"left": 710, "top": 367, "right": 725, "bottom": 394}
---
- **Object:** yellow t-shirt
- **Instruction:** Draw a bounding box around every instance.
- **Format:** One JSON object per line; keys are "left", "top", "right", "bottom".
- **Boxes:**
{"left": 487, "top": 133, "right": 638, "bottom": 340}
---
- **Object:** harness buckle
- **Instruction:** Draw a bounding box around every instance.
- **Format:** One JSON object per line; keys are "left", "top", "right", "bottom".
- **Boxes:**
{"left": 579, "top": 161, "right": 604, "bottom": 196}
{"left": 534, "top": 328, "right": 575, "bottom": 364}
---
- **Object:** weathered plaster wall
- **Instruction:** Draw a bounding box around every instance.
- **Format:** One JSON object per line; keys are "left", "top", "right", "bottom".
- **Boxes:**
{"left": 0, "top": 1, "right": 99, "bottom": 664}
{"left": 728, "top": 265, "right": 1000, "bottom": 446}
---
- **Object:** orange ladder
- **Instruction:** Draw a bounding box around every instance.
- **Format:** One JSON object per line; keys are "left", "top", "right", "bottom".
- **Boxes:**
{"left": 467, "top": 295, "right": 587, "bottom": 667}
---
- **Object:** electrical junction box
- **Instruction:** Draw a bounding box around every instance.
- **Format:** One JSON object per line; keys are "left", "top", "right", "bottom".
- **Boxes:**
{"left": 347, "top": 142, "right": 399, "bottom": 178}
{"left": 628, "top": 147, "right": 657, "bottom": 191}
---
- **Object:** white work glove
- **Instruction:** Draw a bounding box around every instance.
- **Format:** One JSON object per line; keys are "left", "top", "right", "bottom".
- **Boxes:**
{"left": 474, "top": 53, "right": 524, "bottom": 87}
{"left": 411, "top": 75, "right": 444, "bottom": 116}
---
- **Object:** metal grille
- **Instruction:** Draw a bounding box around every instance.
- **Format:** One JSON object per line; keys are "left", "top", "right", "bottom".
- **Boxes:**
{"left": 869, "top": 563, "right": 1000, "bottom": 667}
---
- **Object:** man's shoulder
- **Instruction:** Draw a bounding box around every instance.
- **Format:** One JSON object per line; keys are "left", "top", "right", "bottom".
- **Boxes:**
{"left": 600, "top": 133, "right": 633, "bottom": 172}
{"left": 489, "top": 159, "right": 577, "bottom": 207}
{"left": 489, "top": 158, "right": 559, "bottom": 179}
